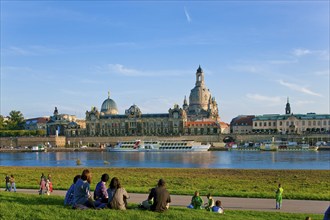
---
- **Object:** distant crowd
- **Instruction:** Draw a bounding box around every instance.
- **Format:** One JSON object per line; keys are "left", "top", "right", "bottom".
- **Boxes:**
{"left": 62, "top": 169, "right": 224, "bottom": 213}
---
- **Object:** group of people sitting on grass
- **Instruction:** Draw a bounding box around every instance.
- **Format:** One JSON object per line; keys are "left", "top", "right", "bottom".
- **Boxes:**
{"left": 187, "top": 191, "right": 224, "bottom": 214}
{"left": 63, "top": 169, "right": 171, "bottom": 212}
{"left": 63, "top": 169, "right": 222, "bottom": 213}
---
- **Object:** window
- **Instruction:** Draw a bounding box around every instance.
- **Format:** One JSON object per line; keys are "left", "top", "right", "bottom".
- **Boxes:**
{"left": 255, "top": 122, "right": 258, "bottom": 127}
{"left": 268, "top": 122, "right": 271, "bottom": 126}
{"left": 302, "top": 121, "right": 305, "bottom": 126}
{"left": 280, "top": 121, "right": 282, "bottom": 126}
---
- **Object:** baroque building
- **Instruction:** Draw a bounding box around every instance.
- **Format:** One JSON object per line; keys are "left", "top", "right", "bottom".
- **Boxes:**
{"left": 230, "top": 99, "right": 330, "bottom": 135}
{"left": 252, "top": 98, "right": 330, "bottom": 134}
{"left": 46, "top": 107, "right": 82, "bottom": 136}
{"left": 85, "top": 66, "right": 224, "bottom": 136}
{"left": 184, "top": 65, "right": 220, "bottom": 121}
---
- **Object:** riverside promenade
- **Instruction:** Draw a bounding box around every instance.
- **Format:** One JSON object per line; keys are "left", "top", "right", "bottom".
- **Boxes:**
{"left": 4, "top": 188, "right": 329, "bottom": 214}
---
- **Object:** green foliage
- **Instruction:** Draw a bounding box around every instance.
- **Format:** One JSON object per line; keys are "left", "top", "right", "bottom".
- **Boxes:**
{"left": 0, "top": 129, "right": 44, "bottom": 137}
{"left": 0, "top": 167, "right": 329, "bottom": 200}
{"left": 0, "top": 115, "right": 5, "bottom": 130}
{"left": 0, "top": 192, "right": 323, "bottom": 220}
{"left": 6, "top": 110, "right": 25, "bottom": 130}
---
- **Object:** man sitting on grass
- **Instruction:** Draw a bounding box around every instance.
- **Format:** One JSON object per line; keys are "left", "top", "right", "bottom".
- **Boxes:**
{"left": 148, "top": 179, "right": 171, "bottom": 212}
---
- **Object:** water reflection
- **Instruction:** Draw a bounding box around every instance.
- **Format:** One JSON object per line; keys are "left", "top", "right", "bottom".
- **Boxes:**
{"left": 0, "top": 151, "right": 329, "bottom": 170}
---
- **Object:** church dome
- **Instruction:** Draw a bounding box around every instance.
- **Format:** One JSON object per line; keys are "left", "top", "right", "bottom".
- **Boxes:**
{"left": 101, "top": 92, "right": 118, "bottom": 115}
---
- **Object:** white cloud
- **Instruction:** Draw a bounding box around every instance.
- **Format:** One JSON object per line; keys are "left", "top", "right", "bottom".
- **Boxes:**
{"left": 292, "top": 48, "right": 311, "bottom": 57}
{"left": 267, "top": 59, "right": 298, "bottom": 64}
{"left": 184, "top": 7, "right": 191, "bottom": 23}
{"left": 3, "top": 45, "right": 61, "bottom": 56}
{"left": 292, "top": 48, "right": 329, "bottom": 60}
{"left": 246, "top": 94, "right": 282, "bottom": 104}
{"left": 228, "top": 65, "right": 264, "bottom": 74}
{"left": 278, "top": 80, "right": 322, "bottom": 97}
{"left": 107, "top": 64, "right": 190, "bottom": 77}
{"left": 108, "top": 64, "right": 140, "bottom": 76}
{"left": 295, "top": 100, "right": 315, "bottom": 106}
{"left": 314, "top": 70, "right": 329, "bottom": 77}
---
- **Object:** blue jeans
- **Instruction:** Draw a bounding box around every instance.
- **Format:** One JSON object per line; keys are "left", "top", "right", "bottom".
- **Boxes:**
{"left": 5, "top": 182, "right": 11, "bottom": 191}
{"left": 11, "top": 183, "right": 16, "bottom": 192}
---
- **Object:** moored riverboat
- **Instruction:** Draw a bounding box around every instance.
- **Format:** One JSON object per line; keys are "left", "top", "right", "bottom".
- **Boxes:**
{"left": 106, "top": 140, "right": 210, "bottom": 152}
{"left": 31, "top": 144, "right": 46, "bottom": 152}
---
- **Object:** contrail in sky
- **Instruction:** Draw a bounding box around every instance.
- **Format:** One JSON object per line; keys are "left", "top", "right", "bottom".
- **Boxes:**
{"left": 184, "top": 7, "right": 191, "bottom": 23}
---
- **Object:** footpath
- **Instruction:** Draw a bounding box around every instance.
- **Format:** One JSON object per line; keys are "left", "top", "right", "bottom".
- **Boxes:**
{"left": 3, "top": 188, "right": 329, "bottom": 214}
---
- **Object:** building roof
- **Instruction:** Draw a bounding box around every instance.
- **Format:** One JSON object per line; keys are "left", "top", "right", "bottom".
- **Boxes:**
{"left": 25, "top": 117, "right": 50, "bottom": 124}
{"left": 253, "top": 113, "right": 330, "bottom": 121}
{"left": 230, "top": 115, "right": 255, "bottom": 126}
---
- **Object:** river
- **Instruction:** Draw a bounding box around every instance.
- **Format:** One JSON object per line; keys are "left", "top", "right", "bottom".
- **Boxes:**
{"left": 0, "top": 150, "right": 329, "bottom": 169}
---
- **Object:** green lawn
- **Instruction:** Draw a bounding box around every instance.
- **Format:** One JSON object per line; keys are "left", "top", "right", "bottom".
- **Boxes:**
{"left": 1, "top": 167, "right": 329, "bottom": 200}
{"left": 0, "top": 192, "right": 323, "bottom": 220}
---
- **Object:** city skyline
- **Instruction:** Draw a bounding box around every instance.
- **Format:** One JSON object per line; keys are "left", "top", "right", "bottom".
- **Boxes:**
{"left": 1, "top": 1, "right": 329, "bottom": 123}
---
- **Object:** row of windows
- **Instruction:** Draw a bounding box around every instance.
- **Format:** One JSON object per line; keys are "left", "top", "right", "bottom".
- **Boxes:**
{"left": 254, "top": 120, "right": 330, "bottom": 127}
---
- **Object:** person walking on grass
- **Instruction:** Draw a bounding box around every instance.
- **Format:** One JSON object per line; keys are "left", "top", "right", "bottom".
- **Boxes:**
{"left": 10, "top": 175, "right": 16, "bottom": 192}
{"left": 275, "top": 183, "right": 284, "bottom": 209}
{"left": 5, "top": 175, "right": 10, "bottom": 191}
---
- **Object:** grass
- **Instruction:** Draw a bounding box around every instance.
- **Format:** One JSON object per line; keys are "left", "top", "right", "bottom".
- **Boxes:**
{"left": 1, "top": 167, "right": 329, "bottom": 200}
{"left": 0, "top": 192, "right": 323, "bottom": 220}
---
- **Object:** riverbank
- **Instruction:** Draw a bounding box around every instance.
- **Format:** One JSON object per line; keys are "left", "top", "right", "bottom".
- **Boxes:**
{"left": 1, "top": 167, "right": 329, "bottom": 200}
{"left": 0, "top": 192, "right": 324, "bottom": 220}
{"left": 1, "top": 189, "right": 328, "bottom": 214}
{"left": 0, "top": 147, "right": 105, "bottom": 153}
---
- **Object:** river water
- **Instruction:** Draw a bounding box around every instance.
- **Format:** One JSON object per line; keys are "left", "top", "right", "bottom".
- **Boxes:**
{"left": 0, "top": 151, "right": 329, "bottom": 169}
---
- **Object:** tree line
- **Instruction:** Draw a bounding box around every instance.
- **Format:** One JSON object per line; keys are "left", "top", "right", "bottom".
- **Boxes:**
{"left": 0, "top": 110, "right": 25, "bottom": 130}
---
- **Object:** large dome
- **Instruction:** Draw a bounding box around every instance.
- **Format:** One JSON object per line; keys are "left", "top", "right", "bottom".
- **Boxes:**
{"left": 101, "top": 93, "right": 118, "bottom": 115}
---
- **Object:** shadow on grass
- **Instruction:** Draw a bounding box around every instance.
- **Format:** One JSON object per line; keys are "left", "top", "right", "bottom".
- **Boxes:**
{"left": 0, "top": 192, "right": 64, "bottom": 207}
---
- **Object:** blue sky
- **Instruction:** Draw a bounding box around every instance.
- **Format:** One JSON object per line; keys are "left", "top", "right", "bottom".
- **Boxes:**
{"left": 1, "top": 1, "right": 329, "bottom": 123}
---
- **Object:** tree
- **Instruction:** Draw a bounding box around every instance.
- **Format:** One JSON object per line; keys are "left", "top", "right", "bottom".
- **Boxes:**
{"left": 7, "top": 110, "right": 25, "bottom": 130}
{"left": 0, "top": 115, "right": 6, "bottom": 130}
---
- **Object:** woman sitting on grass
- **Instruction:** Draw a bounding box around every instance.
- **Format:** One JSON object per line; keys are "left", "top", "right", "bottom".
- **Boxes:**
{"left": 73, "top": 169, "right": 104, "bottom": 209}
{"left": 108, "top": 177, "right": 130, "bottom": 210}
{"left": 94, "top": 173, "right": 109, "bottom": 204}
{"left": 64, "top": 175, "right": 81, "bottom": 206}
{"left": 188, "top": 191, "right": 203, "bottom": 209}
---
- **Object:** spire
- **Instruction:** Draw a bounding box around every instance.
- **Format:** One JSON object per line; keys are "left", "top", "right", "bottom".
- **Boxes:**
{"left": 108, "top": 91, "right": 110, "bottom": 99}
{"left": 197, "top": 65, "right": 203, "bottom": 73}
{"left": 195, "top": 65, "right": 204, "bottom": 86}
{"left": 184, "top": 96, "right": 187, "bottom": 105}
{"left": 285, "top": 97, "right": 291, "bottom": 114}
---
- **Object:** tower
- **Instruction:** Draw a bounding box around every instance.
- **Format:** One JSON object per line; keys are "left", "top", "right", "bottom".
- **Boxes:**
{"left": 186, "top": 66, "right": 219, "bottom": 121}
{"left": 285, "top": 97, "right": 291, "bottom": 114}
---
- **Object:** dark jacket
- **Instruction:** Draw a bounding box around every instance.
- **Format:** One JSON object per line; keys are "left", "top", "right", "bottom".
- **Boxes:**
{"left": 148, "top": 186, "right": 171, "bottom": 212}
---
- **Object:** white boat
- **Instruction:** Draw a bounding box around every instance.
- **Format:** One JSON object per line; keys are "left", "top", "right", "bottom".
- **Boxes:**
{"left": 106, "top": 140, "right": 210, "bottom": 152}
{"left": 31, "top": 144, "right": 45, "bottom": 152}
